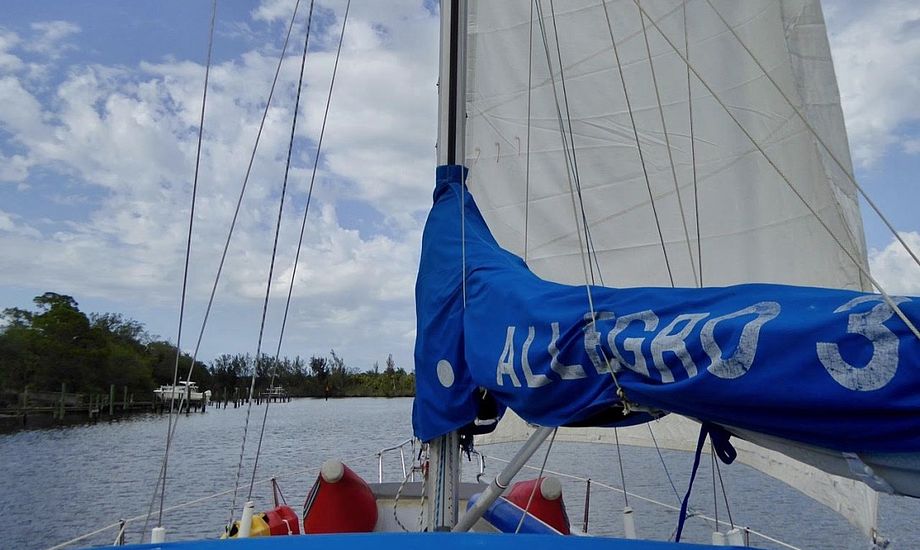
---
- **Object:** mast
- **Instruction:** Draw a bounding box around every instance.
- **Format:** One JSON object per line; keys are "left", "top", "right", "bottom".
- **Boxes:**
{"left": 425, "top": 0, "right": 467, "bottom": 532}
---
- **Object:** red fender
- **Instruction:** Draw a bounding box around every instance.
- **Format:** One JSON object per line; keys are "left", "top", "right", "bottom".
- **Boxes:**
{"left": 504, "top": 477, "right": 571, "bottom": 534}
{"left": 265, "top": 505, "right": 300, "bottom": 536}
{"left": 303, "top": 460, "right": 378, "bottom": 534}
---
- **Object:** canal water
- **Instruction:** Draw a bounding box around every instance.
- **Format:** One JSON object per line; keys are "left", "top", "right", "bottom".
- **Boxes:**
{"left": 0, "top": 398, "right": 917, "bottom": 549}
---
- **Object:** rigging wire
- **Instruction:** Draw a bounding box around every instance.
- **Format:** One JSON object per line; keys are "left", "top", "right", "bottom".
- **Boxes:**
{"left": 223, "top": 0, "right": 308, "bottom": 529}
{"left": 599, "top": 0, "right": 691, "bottom": 507}
{"left": 246, "top": 0, "right": 323, "bottom": 502}
{"left": 514, "top": 428, "right": 559, "bottom": 533}
{"left": 637, "top": 7, "right": 699, "bottom": 287}
{"left": 714, "top": 452, "right": 735, "bottom": 528}
{"left": 542, "top": 3, "right": 708, "bottom": 511}
{"left": 701, "top": 0, "right": 920, "bottom": 275}
{"left": 685, "top": 1, "right": 702, "bottom": 286}
{"left": 613, "top": 426, "right": 629, "bottom": 508}
{"left": 600, "top": 1, "right": 675, "bottom": 287}
{"left": 629, "top": 0, "right": 920, "bottom": 342}
{"left": 143, "top": 0, "right": 218, "bottom": 539}
{"left": 546, "top": 0, "right": 603, "bottom": 288}
{"left": 711, "top": 449, "right": 719, "bottom": 532}
{"left": 159, "top": 0, "right": 217, "bottom": 526}
{"left": 533, "top": 0, "right": 597, "bottom": 302}
{"left": 524, "top": 0, "right": 534, "bottom": 264}
{"left": 527, "top": 19, "right": 634, "bottom": 512}
{"left": 140, "top": 1, "right": 308, "bottom": 538}
{"left": 648, "top": 423, "right": 682, "bottom": 505}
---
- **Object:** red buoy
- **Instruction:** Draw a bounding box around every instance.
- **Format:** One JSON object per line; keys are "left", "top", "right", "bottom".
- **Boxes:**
{"left": 504, "top": 477, "right": 571, "bottom": 534}
{"left": 302, "top": 460, "right": 378, "bottom": 534}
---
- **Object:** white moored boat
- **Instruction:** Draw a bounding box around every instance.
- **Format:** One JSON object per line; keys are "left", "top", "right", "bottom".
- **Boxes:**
{"left": 153, "top": 381, "right": 209, "bottom": 405}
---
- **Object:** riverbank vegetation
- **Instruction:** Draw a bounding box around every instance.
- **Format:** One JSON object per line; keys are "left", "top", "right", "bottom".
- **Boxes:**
{"left": 0, "top": 292, "right": 414, "bottom": 403}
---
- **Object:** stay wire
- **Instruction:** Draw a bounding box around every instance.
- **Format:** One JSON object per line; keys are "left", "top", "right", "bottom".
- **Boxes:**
{"left": 630, "top": 0, "right": 920, "bottom": 342}
{"left": 533, "top": 0, "right": 596, "bottom": 305}
{"left": 514, "top": 427, "right": 559, "bottom": 533}
{"left": 648, "top": 423, "right": 682, "bottom": 505}
{"left": 711, "top": 447, "right": 719, "bottom": 531}
{"left": 141, "top": 2, "right": 306, "bottom": 535}
{"left": 224, "top": 0, "right": 306, "bottom": 529}
{"left": 247, "top": 0, "right": 322, "bottom": 502}
{"left": 148, "top": 0, "right": 217, "bottom": 537}
{"left": 524, "top": 0, "right": 534, "bottom": 264}
{"left": 547, "top": 0, "right": 600, "bottom": 288}
{"left": 638, "top": 5, "right": 698, "bottom": 287}
{"left": 685, "top": 1, "right": 702, "bottom": 285}
{"left": 536, "top": 0, "right": 622, "bottom": 386}
{"left": 600, "top": 1, "right": 674, "bottom": 287}
{"left": 613, "top": 426, "right": 629, "bottom": 508}
{"left": 540, "top": 0, "right": 634, "bottom": 503}
{"left": 714, "top": 453, "right": 735, "bottom": 528}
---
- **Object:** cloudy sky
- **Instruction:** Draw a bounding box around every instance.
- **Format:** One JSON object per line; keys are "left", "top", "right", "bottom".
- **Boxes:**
{"left": 0, "top": 0, "right": 918, "bottom": 371}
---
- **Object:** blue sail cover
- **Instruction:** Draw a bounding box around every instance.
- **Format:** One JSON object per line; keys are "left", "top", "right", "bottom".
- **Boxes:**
{"left": 412, "top": 165, "right": 920, "bottom": 453}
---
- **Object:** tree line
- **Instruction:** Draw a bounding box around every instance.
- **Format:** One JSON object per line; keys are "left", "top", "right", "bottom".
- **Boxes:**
{"left": 0, "top": 292, "right": 414, "bottom": 402}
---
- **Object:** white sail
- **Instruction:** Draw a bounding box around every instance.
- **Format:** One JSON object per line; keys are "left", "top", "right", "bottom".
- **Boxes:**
{"left": 464, "top": 0, "right": 867, "bottom": 290}
{"left": 465, "top": 0, "right": 878, "bottom": 538}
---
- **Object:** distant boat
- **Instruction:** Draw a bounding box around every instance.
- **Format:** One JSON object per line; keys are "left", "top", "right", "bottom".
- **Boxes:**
{"left": 260, "top": 386, "right": 288, "bottom": 400}
{"left": 153, "top": 381, "right": 210, "bottom": 405}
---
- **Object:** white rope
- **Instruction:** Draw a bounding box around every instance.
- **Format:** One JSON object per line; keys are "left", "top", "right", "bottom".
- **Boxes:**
{"left": 393, "top": 467, "right": 414, "bottom": 532}
{"left": 629, "top": 0, "right": 920, "bottom": 342}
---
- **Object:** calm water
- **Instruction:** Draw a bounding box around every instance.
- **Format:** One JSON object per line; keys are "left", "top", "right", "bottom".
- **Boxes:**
{"left": 0, "top": 398, "right": 916, "bottom": 549}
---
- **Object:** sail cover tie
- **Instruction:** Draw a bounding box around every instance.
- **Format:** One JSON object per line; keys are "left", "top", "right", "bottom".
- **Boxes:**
{"left": 675, "top": 423, "right": 736, "bottom": 542}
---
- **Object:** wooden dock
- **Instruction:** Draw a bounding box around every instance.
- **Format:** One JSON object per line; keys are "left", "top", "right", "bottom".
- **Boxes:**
{"left": 0, "top": 383, "right": 294, "bottom": 430}
{"left": 0, "top": 383, "right": 205, "bottom": 430}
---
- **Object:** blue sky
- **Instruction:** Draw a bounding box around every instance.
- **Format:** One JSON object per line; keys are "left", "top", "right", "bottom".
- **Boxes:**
{"left": 0, "top": 0, "right": 918, "bottom": 370}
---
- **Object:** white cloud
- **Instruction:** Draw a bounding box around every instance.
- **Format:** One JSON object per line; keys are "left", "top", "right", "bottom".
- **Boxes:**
{"left": 0, "top": 153, "right": 31, "bottom": 182}
{"left": 0, "top": 209, "right": 40, "bottom": 238}
{"left": 0, "top": 28, "right": 23, "bottom": 72}
{"left": 252, "top": 0, "right": 296, "bottom": 24}
{"left": 25, "top": 20, "right": 80, "bottom": 58}
{"left": 869, "top": 232, "right": 920, "bottom": 295}
{"left": 904, "top": 139, "right": 920, "bottom": 155}
{"left": 825, "top": 0, "right": 920, "bottom": 165}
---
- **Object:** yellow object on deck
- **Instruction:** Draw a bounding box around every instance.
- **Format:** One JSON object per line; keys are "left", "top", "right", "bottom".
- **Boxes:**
{"left": 222, "top": 513, "right": 271, "bottom": 539}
